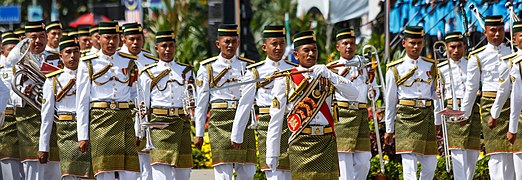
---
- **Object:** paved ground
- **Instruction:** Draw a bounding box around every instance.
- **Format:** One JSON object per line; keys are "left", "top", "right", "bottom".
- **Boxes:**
{"left": 191, "top": 169, "right": 214, "bottom": 180}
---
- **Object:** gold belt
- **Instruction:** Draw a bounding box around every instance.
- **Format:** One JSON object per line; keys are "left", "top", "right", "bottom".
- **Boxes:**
{"left": 259, "top": 107, "right": 270, "bottom": 114}
{"left": 334, "top": 101, "right": 367, "bottom": 109}
{"left": 4, "top": 108, "right": 14, "bottom": 115}
{"left": 58, "top": 114, "right": 74, "bottom": 121}
{"left": 482, "top": 91, "right": 497, "bottom": 98}
{"left": 152, "top": 108, "right": 185, "bottom": 116}
{"left": 91, "top": 101, "right": 130, "bottom": 109}
{"left": 447, "top": 98, "right": 462, "bottom": 106}
{"left": 301, "top": 126, "right": 333, "bottom": 135}
{"left": 399, "top": 99, "right": 432, "bottom": 108}
{"left": 211, "top": 101, "right": 238, "bottom": 109}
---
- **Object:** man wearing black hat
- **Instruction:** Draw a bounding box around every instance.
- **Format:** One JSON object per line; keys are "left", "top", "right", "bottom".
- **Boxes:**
{"left": 437, "top": 32, "right": 481, "bottom": 180}
{"left": 193, "top": 24, "right": 257, "bottom": 179}
{"left": 7, "top": 20, "right": 63, "bottom": 180}
{"left": 266, "top": 30, "right": 358, "bottom": 179}
{"left": 327, "top": 28, "right": 378, "bottom": 180}
{"left": 384, "top": 26, "right": 441, "bottom": 180}
{"left": 230, "top": 25, "right": 296, "bottom": 179}
{"left": 89, "top": 25, "right": 101, "bottom": 55}
{"left": 0, "top": 31, "right": 22, "bottom": 180}
{"left": 77, "top": 25, "right": 93, "bottom": 57}
{"left": 460, "top": 15, "right": 514, "bottom": 180}
{"left": 45, "top": 21, "right": 63, "bottom": 54}
{"left": 137, "top": 30, "right": 194, "bottom": 180}
{"left": 76, "top": 21, "right": 140, "bottom": 179}
{"left": 14, "top": 27, "right": 25, "bottom": 39}
{"left": 38, "top": 35, "right": 93, "bottom": 180}
{"left": 505, "top": 21, "right": 522, "bottom": 180}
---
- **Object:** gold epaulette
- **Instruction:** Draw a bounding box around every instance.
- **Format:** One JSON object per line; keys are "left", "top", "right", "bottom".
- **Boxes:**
{"left": 421, "top": 57, "right": 435, "bottom": 63}
{"left": 238, "top": 56, "right": 256, "bottom": 64}
{"left": 141, "top": 49, "right": 151, "bottom": 54}
{"left": 46, "top": 54, "right": 59, "bottom": 60}
{"left": 80, "top": 53, "right": 98, "bottom": 61}
{"left": 200, "top": 56, "right": 218, "bottom": 65}
{"left": 513, "top": 55, "right": 522, "bottom": 64}
{"left": 0, "top": 64, "right": 4, "bottom": 69}
{"left": 45, "top": 69, "right": 64, "bottom": 78}
{"left": 246, "top": 60, "right": 264, "bottom": 69}
{"left": 437, "top": 60, "right": 449, "bottom": 67}
{"left": 386, "top": 58, "right": 404, "bottom": 68}
{"left": 118, "top": 52, "right": 138, "bottom": 60}
{"left": 177, "top": 61, "right": 192, "bottom": 68}
{"left": 501, "top": 53, "right": 517, "bottom": 61}
{"left": 467, "top": 46, "right": 486, "bottom": 59}
{"left": 143, "top": 53, "right": 159, "bottom": 61}
{"left": 139, "top": 63, "right": 157, "bottom": 75}
{"left": 285, "top": 59, "right": 298, "bottom": 66}
{"left": 326, "top": 60, "right": 338, "bottom": 66}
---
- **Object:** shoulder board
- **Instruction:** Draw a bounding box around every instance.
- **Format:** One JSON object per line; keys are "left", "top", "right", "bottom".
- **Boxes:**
{"left": 246, "top": 60, "right": 265, "bottom": 69}
{"left": 437, "top": 60, "right": 449, "bottom": 67}
{"left": 501, "top": 53, "right": 517, "bottom": 61}
{"left": 237, "top": 56, "right": 256, "bottom": 64}
{"left": 141, "top": 49, "right": 151, "bottom": 54}
{"left": 513, "top": 55, "right": 522, "bottom": 64}
{"left": 143, "top": 53, "right": 160, "bottom": 61}
{"left": 80, "top": 53, "right": 98, "bottom": 61}
{"left": 386, "top": 58, "right": 404, "bottom": 68}
{"left": 46, "top": 54, "right": 59, "bottom": 60}
{"left": 326, "top": 60, "right": 339, "bottom": 66}
{"left": 139, "top": 63, "right": 157, "bottom": 75}
{"left": 0, "top": 64, "right": 4, "bottom": 69}
{"left": 177, "top": 61, "right": 193, "bottom": 68}
{"left": 118, "top": 52, "right": 138, "bottom": 60}
{"left": 200, "top": 56, "right": 218, "bottom": 65}
{"left": 284, "top": 59, "right": 298, "bottom": 66}
{"left": 45, "top": 69, "right": 64, "bottom": 78}
{"left": 469, "top": 46, "right": 486, "bottom": 56}
{"left": 421, "top": 57, "right": 435, "bottom": 63}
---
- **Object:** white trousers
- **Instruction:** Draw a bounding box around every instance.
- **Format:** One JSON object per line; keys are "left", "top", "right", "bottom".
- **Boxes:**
{"left": 450, "top": 149, "right": 479, "bottom": 180}
{"left": 151, "top": 163, "right": 191, "bottom": 180}
{"left": 62, "top": 175, "right": 80, "bottom": 180}
{"left": 1, "top": 159, "right": 22, "bottom": 179}
{"left": 213, "top": 163, "right": 256, "bottom": 180}
{"left": 138, "top": 153, "right": 152, "bottom": 180}
{"left": 265, "top": 169, "right": 291, "bottom": 180}
{"left": 401, "top": 153, "right": 437, "bottom": 180}
{"left": 514, "top": 153, "right": 522, "bottom": 180}
{"left": 22, "top": 161, "right": 44, "bottom": 180}
{"left": 338, "top": 152, "right": 371, "bottom": 180}
{"left": 489, "top": 153, "right": 515, "bottom": 180}
{"left": 95, "top": 171, "right": 137, "bottom": 180}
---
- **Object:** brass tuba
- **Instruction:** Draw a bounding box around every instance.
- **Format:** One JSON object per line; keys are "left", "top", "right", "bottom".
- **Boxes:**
{"left": 9, "top": 38, "right": 48, "bottom": 112}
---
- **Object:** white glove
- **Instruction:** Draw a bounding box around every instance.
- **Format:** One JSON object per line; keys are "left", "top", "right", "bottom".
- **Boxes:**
{"left": 311, "top": 64, "right": 329, "bottom": 77}
{"left": 266, "top": 157, "right": 279, "bottom": 171}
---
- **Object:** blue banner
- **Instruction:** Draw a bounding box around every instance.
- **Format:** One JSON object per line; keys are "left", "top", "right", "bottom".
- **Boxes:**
{"left": 0, "top": 6, "right": 21, "bottom": 24}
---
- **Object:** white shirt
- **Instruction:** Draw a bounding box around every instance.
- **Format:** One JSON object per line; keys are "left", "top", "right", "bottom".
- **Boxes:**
{"left": 88, "top": 46, "right": 100, "bottom": 55}
{"left": 462, "top": 43, "right": 512, "bottom": 119}
{"left": 438, "top": 57, "right": 468, "bottom": 100}
{"left": 139, "top": 60, "right": 193, "bottom": 108}
{"left": 510, "top": 58, "right": 522, "bottom": 134}
{"left": 265, "top": 64, "right": 358, "bottom": 158}
{"left": 331, "top": 56, "right": 379, "bottom": 103}
{"left": 194, "top": 54, "right": 249, "bottom": 137}
{"left": 0, "top": 55, "right": 22, "bottom": 107}
{"left": 119, "top": 46, "right": 157, "bottom": 70}
{"left": 76, "top": 50, "right": 137, "bottom": 141}
{"left": 384, "top": 55, "right": 441, "bottom": 133}
{"left": 45, "top": 45, "right": 59, "bottom": 54}
{"left": 230, "top": 58, "right": 295, "bottom": 143}
{"left": 39, "top": 67, "right": 77, "bottom": 152}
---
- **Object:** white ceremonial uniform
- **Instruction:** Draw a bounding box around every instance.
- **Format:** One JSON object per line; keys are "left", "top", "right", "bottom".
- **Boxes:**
{"left": 39, "top": 68, "right": 80, "bottom": 179}
{"left": 120, "top": 44, "right": 157, "bottom": 180}
{"left": 45, "top": 45, "right": 59, "bottom": 54}
{"left": 230, "top": 58, "right": 295, "bottom": 180}
{"left": 438, "top": 57, "right": 479, "bottom": 180}
{"left": 331, "top": 56, "right": 379, "bottom": 180}
{"left": 88, "top": 46, "right": 100, "bottom": 56}
{"left": 510, "top": 54, "right": 522, "bottom": 180}
{"left": 194, "top": 54, "right": 254, "bottom": 180}
{"left": 139, "top": 60, "right": 193, "bottom": 180}
{"left": 266, "top": 64, "right": 358, "bottom": 170}
{"left": 0, "top": 55, "right": 23, "bottom": 180}
{"left": 461, "top": 43, "right": 513, "bottom": 180}
{"left": 76, "top": 50, "right": 137, "bottom": 180}
{"left": 384, "top": 55, "right": 441, "bottom": 180}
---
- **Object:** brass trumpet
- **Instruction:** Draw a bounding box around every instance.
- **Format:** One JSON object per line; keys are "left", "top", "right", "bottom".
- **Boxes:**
{"left": 183, "top": 83, "right": 197, "bottom": 121}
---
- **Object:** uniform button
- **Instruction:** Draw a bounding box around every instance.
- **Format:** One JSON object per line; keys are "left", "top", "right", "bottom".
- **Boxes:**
{"left": 112, "top": 83, "right": 116, "bottom": 86}
{"left": 113, "top": 94, "right": 116, "bottom": 97}
{"left": 111, "top": 69, "right": 115, "bottom": 73}
{"left": 418, "top": 90, "right": 421, "bottom": 92}
{"left": 171, "top": 96, "right": 174, "bottom": 99}
{"left": 171, "top": 90, "right": 174, "bottom": 93}
{"left": 114, "top": 88, "right": 117, "bottom": 91}
{"left": 229, "top": 72, "right": 233, "bottom": 75}
{"left": 171, "top": 102, "right": 174, "bottom": 105}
